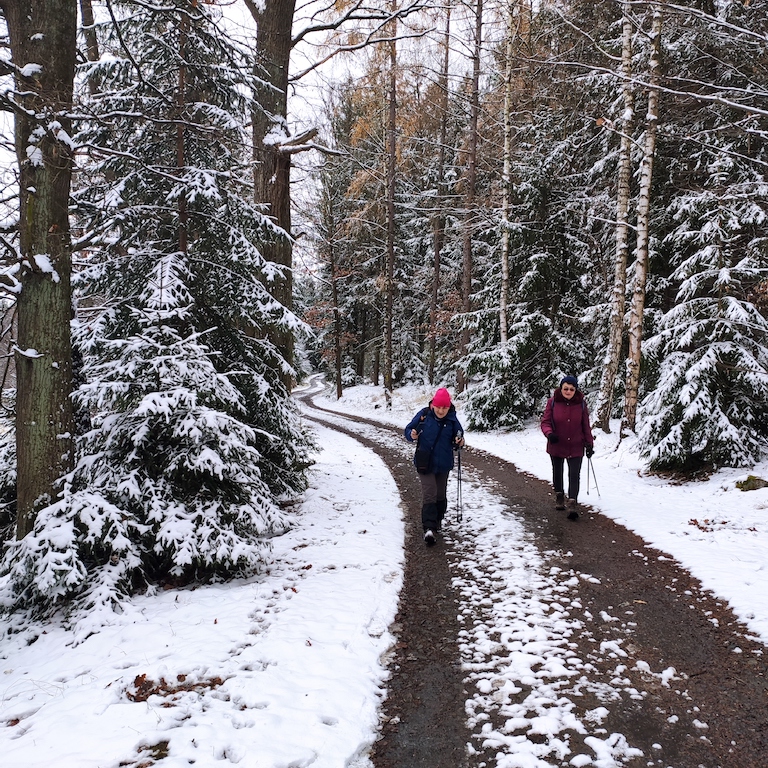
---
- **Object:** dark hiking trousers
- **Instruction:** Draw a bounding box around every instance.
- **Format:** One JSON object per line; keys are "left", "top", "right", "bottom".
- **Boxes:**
{"left": 419, "top": 472, "right": 449, "bottom": 531}
{"left": 551, "top": 456, "right": 583, "bottom": 501}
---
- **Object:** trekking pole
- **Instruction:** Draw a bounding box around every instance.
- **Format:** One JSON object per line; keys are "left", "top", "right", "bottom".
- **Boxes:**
{"left": 588, "top": 457, "right": 601, "bottom": 497}
{"left": 456, "top": 446, "right": 463, "bottom": 522}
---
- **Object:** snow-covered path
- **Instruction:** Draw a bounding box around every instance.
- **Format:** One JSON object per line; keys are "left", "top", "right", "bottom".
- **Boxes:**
{"left": 445, "top": 472, "right": 645, "bottom": 767}
{"left": 302, "top": 398, "right": 653, "bottom": 766}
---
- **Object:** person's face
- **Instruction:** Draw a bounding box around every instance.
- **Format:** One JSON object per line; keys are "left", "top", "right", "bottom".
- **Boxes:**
{"left": 561, "top": 383, "right": 576, "bottom": 400}
{"left": 433, "top": 404, "right": 450, "bottom": 418}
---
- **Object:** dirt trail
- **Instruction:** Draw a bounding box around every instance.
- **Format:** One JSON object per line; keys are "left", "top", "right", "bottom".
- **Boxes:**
{"left": 297, "top": 389, "right": 768, "bottom": 768}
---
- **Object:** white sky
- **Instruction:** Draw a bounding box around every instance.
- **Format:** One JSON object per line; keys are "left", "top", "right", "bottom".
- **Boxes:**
{"left": 1, "top": 380, "right": 766, "bottom": 767}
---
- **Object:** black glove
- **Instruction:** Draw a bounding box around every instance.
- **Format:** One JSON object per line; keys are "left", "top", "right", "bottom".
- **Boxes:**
{"left": 585, "top": 446, "right": 594, "bottom": 458}
{"left": 547, "top": 434, "right": 559, "bottom": 444}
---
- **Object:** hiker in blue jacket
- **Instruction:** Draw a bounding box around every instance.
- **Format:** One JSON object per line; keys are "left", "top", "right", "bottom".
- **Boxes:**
{"left": 404, "top": 388, "right": 465, "bottom": 546}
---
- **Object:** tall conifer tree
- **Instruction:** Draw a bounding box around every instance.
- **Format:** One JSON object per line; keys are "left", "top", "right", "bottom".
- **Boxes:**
{"left": 0, "top": 0, "right": 311, "bottom": 618}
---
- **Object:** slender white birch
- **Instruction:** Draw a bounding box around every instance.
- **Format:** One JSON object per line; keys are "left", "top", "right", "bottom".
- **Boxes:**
{"left": 624, "top": 3, "right": 663, "bottom": 433}
{"left": 595, "top": 3, "right": 635, "bottom": 431}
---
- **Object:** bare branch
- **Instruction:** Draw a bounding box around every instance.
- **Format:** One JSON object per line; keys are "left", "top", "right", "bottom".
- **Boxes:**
{"left": 290, "top": 27, "right": 433, "bottom": 82}
{"left": 291, "top": 0, "right": 431, "bottom": 48}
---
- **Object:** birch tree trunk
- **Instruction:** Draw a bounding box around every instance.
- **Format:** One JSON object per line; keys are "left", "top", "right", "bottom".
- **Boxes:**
{"left": 623, "top": 4, "right": 663, "bottom": 433}
{"left": 427, "top": 0, "right": 452, "bottom": 384}
{"left": 595, "top": 4, "right": 635, "bottom": 432}
{"left": 457, "top": 0, "right": 483, "bottom": 392}
{"left": 1, "top": 0, "right": 77, "bottom": 538}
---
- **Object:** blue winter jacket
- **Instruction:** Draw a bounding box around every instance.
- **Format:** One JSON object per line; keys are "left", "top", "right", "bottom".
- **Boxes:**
{"left": 404, "top": 405, "right": 464, "bottom": 474}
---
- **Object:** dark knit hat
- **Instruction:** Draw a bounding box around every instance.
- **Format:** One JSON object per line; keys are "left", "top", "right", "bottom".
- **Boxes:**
{"left": 560, "top": 375, "right": 578, "bottom": 389}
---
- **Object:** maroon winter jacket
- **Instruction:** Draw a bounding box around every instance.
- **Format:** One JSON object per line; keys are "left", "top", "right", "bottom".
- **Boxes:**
{"left": 540, "top": 388, "right": 594, "bottom": 458}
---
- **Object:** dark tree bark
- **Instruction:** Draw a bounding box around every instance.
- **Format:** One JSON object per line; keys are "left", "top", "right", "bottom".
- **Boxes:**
{"left": 330, "top": 242, "right": 343, "bottom": 400}
{"left": 177, "top": 11, "right": 188, "bottom": 257}
{"left": 79, "top": 0, "right": 100, "bottom": 93}
{"left": 428, "top": 0, "right": 452, "bottom": 385}
{"left": 244, "top": 0, "right": 296, "bottom": 385}
{"left": 1, "top": 0, "right": 77, "bottom": 538}
{"left": 384, "top": 6, "right": 397, "bottom": 406}
{"left": 457, "top": 0, "right": 483, "bottom": 393}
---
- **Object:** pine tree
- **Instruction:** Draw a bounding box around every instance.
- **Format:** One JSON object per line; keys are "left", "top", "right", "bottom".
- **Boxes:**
{"left": 633, "top": 0, "right": 768, "bottom": 467}
{"left": 2, "top": 255, "right": 286, "bottom": 616}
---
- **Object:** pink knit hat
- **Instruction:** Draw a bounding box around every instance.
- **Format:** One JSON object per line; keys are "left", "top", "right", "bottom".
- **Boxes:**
{"left": 432, "top": 388, "right": 452, "bottom": 407}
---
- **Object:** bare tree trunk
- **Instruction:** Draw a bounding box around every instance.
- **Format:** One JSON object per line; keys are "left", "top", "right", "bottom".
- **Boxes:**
{"left": 383, "top": 6, "right": 397, "bottom": 407}
{"left": 79, "top": 0, "right": 100, "bottom": 93}
{"left": 500, "top": 2, "right": 526, "bottom": 343}
{"left": 428, "top": 0, "right": 452, "bottom": 385}
{"left": 1, "top": 0, "right": 77, "bottom": 538}
{"left": 595, "top": 3, "right": 634, "bottom": 432}
{"left": 329, "top": 242, "right": 343, "bottom": 400}
{"left": 372, "top": 347, "right": 380, "bottom": 386}
{"left": 623, "top": 4, "right": 663, "bottom": 433}
{"left": 245, "top": 0, "right": 296, "bottom": 385}
{"left": 177, "top": 11, "right": 188, "bottom": 258}
{"left": 457, "top": 0, "right": 483, "bottom": 393}
{"left": 499, "top": 1, "right": 532, "bottom": 345}
{"left": 499, "top": 12, "right": 513, "bottom": 346}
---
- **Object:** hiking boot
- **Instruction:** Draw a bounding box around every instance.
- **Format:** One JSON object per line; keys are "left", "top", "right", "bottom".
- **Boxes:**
{"left": 555, "top": 492, "right": 566, "bottom": 510}
{"left": 424, "top": 529, "right": 436, "bottom": 546}
{"left": 567, "top": 498, "right": 579, "bottom": 520}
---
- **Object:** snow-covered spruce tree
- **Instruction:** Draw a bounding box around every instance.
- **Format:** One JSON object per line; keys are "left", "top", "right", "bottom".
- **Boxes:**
{"left": 637, "top": 184, "right": 768, "bottom": 470}
{"left": 0, "top": 0, "right": 311, "bottom": 617}
{"left": 460, "top": 0, "right": 621, "bottom": 430}
{"left": 633, "top": 1, "right": 768, "bottom": 470}
{"left": 2, "top": 256, "right": 287, "bottom": 615}
{"left": 463, "top": 120, "right": 600, "bottom": 429}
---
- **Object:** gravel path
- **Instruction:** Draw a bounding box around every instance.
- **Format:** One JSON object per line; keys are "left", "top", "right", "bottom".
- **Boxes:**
{"left": 297, "top": 390, "right": 768, "bottom": 768}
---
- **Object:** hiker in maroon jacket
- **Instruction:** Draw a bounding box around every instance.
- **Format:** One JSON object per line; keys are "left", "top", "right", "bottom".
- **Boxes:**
{"left": 540, "top": 375, "right": 594, "bottom": 520}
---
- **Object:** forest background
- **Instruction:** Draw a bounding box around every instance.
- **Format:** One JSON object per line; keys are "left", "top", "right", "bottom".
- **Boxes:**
{"left": 0, "top": 0, "right": 766, "bottom": 622}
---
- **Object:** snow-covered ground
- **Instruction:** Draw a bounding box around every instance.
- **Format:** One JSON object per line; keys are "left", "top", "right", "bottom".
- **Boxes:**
{"left": 0, "top": 422, "right": 402, "bottom": 768}
{"left": 1, "top": 380, "right": 766, "bottom": 768}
